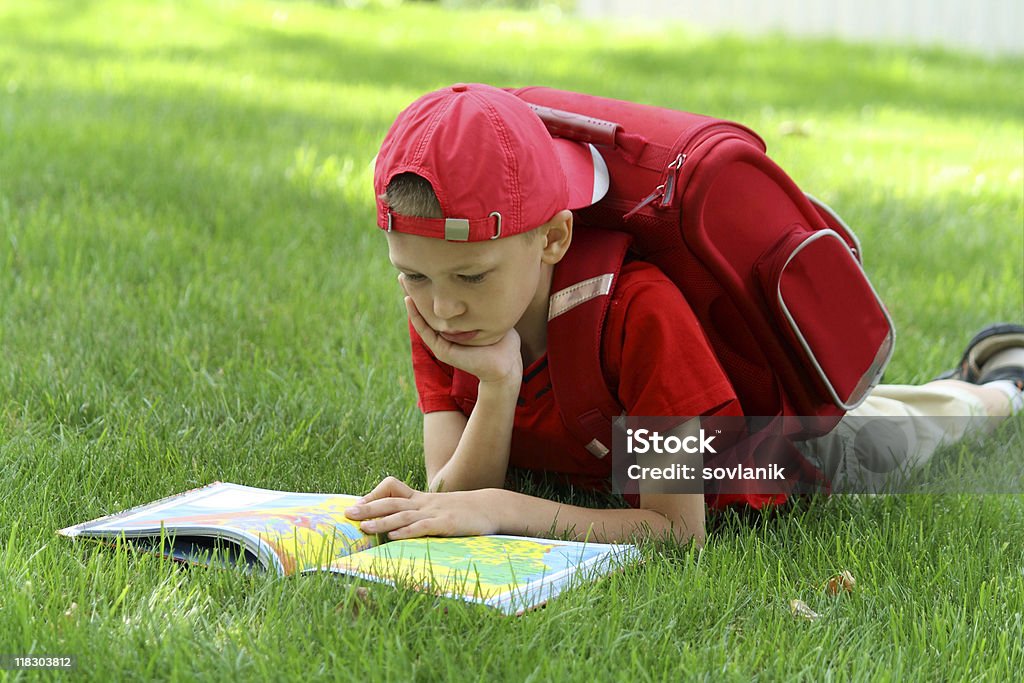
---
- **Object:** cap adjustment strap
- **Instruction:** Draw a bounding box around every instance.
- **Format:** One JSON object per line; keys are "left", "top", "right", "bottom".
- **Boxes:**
{"left": 386, "top": 210, "right": 504, "bottom": 242}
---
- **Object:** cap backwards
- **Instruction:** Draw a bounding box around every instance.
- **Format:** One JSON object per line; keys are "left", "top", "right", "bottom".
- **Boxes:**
{"left": 374, "top": 83, "right": 609, "bottom": 242}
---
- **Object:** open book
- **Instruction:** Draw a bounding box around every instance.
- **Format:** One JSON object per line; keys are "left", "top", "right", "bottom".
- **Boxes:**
{"left": 57, "top": 482, "right": 638, "bottom": 615}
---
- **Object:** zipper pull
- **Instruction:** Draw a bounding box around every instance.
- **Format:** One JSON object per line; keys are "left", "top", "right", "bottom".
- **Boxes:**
{"left": 623, "top": 184, "right": 665, "bottom": 220}
{"left": 659, "top": 153, "right": 686, "bottom": 208}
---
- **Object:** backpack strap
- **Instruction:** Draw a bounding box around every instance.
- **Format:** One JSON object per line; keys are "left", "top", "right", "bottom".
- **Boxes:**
{"left": 547, "top": 228, "right": 633, "bottom": 459}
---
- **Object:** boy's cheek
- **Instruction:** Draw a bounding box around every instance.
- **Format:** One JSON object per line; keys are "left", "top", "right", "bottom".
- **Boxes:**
{"left": 407, "top": 293, "right": 437, "bottom": 329}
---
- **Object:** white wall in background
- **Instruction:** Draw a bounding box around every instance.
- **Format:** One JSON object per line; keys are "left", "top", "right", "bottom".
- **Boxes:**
{"left": 577, "top": 0, "right": 1023, "bottom": 56}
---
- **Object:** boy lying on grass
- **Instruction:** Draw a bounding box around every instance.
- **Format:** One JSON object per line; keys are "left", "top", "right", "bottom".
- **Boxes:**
{"left": 344, "top": 83, "right": 1024, "bottom": 545}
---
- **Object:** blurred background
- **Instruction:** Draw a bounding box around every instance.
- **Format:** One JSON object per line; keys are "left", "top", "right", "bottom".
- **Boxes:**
{"left": 578, "top": 0, "right": 1023, "bottom": 57}
{"left": 357, "top": 0, "right": 1023, "bottom": 56}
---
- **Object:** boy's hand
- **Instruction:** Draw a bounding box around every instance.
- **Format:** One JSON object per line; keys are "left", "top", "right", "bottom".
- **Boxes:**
{"left": 345, "top": 476, "right": 501, "bottom": 539}
{"left": 404, "top": 295, "right": 522, "bottom": 386}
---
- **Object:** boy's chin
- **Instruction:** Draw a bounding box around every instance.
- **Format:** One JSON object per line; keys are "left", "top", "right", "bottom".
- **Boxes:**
{"left": 451, "top": 332, "right": 505, "bottom": 347}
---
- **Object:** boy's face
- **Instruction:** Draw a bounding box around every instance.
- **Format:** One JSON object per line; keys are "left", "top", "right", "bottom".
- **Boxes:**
{"left": 386, "top": 230, "right": 550, "bottom": 347}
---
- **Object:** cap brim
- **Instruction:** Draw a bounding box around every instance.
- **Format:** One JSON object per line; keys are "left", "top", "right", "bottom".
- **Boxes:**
{"left": 552, "top": 139, "right": 610, "bottom": 210}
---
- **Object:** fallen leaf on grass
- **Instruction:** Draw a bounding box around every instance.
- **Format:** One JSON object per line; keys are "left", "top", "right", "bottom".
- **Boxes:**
{"left": 824, "top": 570, "right": 856, "bottom": 595}
{"left": 336, "top": 586, "right": 374, "bottom": 618}
{"left": 789, "top": 599, "right": 819, "bottom": 621}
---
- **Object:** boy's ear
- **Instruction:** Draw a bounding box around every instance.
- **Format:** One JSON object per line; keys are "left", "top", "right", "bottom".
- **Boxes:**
{"left": 540, "top": 210, "right": 573, "bottom": 265}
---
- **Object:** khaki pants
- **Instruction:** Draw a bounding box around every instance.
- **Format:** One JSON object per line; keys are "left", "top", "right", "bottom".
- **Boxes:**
{"left": 797, "top": 384, "right": 995, "bottom": 492}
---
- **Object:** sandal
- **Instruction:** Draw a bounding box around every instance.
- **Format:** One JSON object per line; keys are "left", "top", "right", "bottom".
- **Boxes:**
{"left": 935, "top": 323, "right": 1024, "bottom": 388}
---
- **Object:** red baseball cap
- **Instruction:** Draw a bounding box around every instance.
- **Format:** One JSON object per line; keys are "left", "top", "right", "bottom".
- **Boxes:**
{"left": 374, "top": 83, "right": 609, "bottom": 242}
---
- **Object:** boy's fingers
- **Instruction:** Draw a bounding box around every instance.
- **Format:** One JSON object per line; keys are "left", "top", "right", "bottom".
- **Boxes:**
{"left": 346, "top": 497, "right": 419, "bottom": 524}
{"left": 385, "top": 518, "right": 436, "bottom": 540}
{"left": 403, "top": 296, "right": 421, "bottom": 324}
{"left": 404, "top": 297, "right": 428, "bottom": 335}
{"left": 405, "top": 297, "right": 450, "bottom": 356}
{"left": 381, "top": 475, "right": 415, "bottom": 495}
{"left": 351, "top": 495, "right": 415, "bottom": 517}
{"left": 358, "top": 475, "right": 415, "bottom": 504}
{"left": 363, "top": 509, "right": 422, "bottom": 536}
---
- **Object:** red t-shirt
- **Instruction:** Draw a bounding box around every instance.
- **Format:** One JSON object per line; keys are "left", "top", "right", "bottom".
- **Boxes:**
{"left": 409, "top": 260, "right": 738, "bottom": 491}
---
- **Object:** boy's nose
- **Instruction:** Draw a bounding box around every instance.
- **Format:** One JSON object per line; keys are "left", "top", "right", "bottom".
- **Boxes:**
{"left": 431, "top": 294, "right": 466, "bottom": 321}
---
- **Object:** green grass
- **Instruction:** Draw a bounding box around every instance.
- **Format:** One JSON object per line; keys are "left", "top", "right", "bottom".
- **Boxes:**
{"left": 1, "top": 1, "right": 1023, "bottom": 680}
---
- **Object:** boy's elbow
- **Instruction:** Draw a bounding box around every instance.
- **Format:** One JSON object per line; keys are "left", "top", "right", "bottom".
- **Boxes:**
{"left": 650, "top": 516, "right": 704, "bottom": 548}
{"left": 673, "top": 514, "right": 706, "bottom": 548}
{"left": 641, "top": 492, "right": 706, "bottom": 547}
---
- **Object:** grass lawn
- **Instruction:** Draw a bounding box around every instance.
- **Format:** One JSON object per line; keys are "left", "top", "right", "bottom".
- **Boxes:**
{"left": 1, "top": 0, "right": 1022, "bottom": 680}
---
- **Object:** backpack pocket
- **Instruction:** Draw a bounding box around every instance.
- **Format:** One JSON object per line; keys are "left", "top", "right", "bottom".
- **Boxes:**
{"left": 756, "top": 229, "right": 894, "bottom": 410}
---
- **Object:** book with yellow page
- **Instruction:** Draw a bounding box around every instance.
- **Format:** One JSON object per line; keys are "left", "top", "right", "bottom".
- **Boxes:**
{"left": 58, "top": 482, "right": 638, "bottom": 615}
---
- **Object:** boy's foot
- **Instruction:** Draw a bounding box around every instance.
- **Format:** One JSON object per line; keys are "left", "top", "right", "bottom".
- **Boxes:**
{"left": 936, "top": 323, "right": 1024, "bottom": 389}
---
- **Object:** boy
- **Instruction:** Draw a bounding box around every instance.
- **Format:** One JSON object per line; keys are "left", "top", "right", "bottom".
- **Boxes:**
{"left": 344, "top": 83, "right": 1024, "bottom": 545}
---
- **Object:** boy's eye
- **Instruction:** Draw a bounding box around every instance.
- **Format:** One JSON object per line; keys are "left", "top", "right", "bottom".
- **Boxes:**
{"left": 401, "top": 273, "right": 428, "bottom": 284}
{"left": 457, "top": 273, "right": 487, "bottom": 284}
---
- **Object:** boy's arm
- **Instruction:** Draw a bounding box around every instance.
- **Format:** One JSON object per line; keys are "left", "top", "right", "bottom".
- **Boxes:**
{"left": 345, "top": 478, "right": 705, "bottom": 545}
{"left": 406, "top": 294, "right": 523, "bottom": 492}
{"left": 352, "top": 409, "right": 707, "bottom": 544}
{"left": 423, "top": 375, "right": 518, "bottom": 491}
{"left": 422, "top": 411, "right": 468, "bottom": 487}
{"left": 492, "top": 489, "right": 705, "bottom": 545}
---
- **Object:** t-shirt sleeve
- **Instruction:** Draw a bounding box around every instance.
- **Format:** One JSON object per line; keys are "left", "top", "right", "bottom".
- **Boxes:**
{"left": 408, "top": 321, "right": 461, "bottom": 414}
{"left": 603, "top": 263, "right": 738, "bottom": 419}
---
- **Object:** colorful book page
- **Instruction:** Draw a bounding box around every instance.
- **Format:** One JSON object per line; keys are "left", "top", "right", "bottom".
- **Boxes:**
{"left": 329, "top": 534, "right": 628, "bottom": 613}
{"left": 72, "top": 483, "right": 376, "bottom": 574}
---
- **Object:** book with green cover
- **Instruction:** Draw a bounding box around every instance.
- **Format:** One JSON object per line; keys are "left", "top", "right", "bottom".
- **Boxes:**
{"left": 57, "top": 482, "right": 638, "bottom": 615}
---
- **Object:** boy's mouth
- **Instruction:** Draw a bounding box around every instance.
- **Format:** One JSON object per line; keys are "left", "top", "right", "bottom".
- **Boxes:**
{"left": 439, "top": 330, "right": 479, "bottom": 343}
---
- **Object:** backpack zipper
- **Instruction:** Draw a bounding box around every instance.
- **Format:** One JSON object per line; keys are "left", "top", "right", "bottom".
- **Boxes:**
{"left": 659, "top": 152, "right": 687, "bottom": 208}
{"left": 622, "top": 184, "right": 664, "bottom": 220}
{"left": 622, "top": 153, "right": 685, "bottom": 220}
{"left": 624, "top": 121, "right": 759, "bottom": 219}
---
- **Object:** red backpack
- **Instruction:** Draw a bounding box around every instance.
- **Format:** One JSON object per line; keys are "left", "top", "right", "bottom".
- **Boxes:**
{"left": 509, "top": 86, "right": 896, "bottom": 507}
